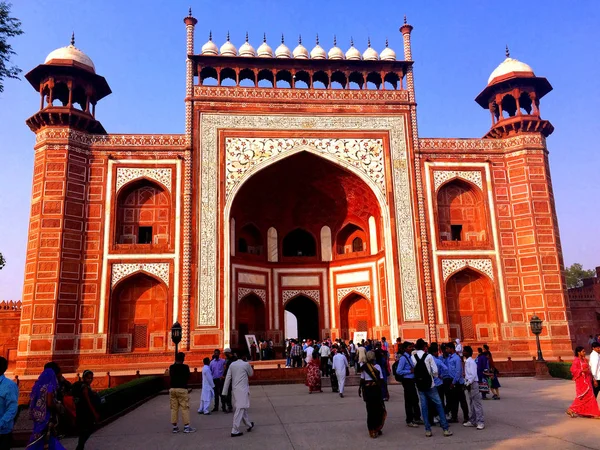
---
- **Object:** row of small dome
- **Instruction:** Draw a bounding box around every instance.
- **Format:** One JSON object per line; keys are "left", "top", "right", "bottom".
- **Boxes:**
{"left": 201, "top": 33, "right": 397, "bottom": 61}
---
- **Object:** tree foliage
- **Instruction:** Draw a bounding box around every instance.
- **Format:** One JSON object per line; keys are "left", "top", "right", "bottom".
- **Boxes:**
{"left": 565, "top": 263, "right": 595, "bottom": 289}
{"left": 0, "top": 1, "right": 23, "bottom": 93}
{"left": 0, "top": 252, "right": 5, "bottom": 270}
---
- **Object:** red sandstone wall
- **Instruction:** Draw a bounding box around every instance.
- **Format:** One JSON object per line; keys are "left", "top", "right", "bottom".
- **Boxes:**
{"left": 0, "top": 301, "right": 21, "bottom": 362}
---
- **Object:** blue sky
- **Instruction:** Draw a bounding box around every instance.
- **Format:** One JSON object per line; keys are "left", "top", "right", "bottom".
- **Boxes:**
{"left": 0, "top": 0, "right": 599, "bottom": 299}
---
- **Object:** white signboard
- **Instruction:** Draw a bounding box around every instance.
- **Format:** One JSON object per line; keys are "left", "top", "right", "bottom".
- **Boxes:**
{"left": 353, "top": 331, "right": 368, "bottom": 344}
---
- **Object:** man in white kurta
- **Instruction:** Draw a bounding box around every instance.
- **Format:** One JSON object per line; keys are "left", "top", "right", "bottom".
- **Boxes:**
{"left": 223, "top": 358, "right": 254, "bottom": 436}
{"left": 199, "top": 360, "right": 215, "bottom": 415}
{"left": 332, "top": 351, "right": 349, "bottom": 397}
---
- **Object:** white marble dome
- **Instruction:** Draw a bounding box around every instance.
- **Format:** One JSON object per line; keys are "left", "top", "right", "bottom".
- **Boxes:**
{"left": 310, "top": 36, "right": 326, "bottom": 60}
{"left": 44, "top": 35, "right": 95, "bottom": 72}
{"left": 345, "top": 39, "right": 361, "bottom": 60}
{"left": 201, "top": 32, "right": 219, "bottom": 56}
{"left": 293, "top": 36, "right": 309, "bottom": 59}
{"left": 220, "top": 33, "right": 237, "bottom": 57}
{"left": 380, "top": 39, "right": 396, "bottom": 61}
{"left": 362, "top": 39, "right": 379, "bottom": 61}
{"left": 257, "top": 34, "right": 273, "bottom": 58}
{"left": 239, "top": 33, "right": 256, "bottom": 57}
{"left": 275, "top": 35, "right": 292, "bottom": 58}
{"left": 328, "top": 36, "right": 344, "bottom": 60}
{"left": 488, "top": 56, "right": 534, "bottom": 84}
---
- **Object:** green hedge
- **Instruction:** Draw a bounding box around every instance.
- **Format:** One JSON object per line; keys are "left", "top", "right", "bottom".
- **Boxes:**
{"left": 547, "top": 362, "right": 572, "bottom": 380}
{"left": 99, "top": 376, "right": 165, "bottom": 419}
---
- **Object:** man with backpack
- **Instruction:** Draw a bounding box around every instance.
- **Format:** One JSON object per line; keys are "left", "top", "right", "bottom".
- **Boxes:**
{"left": 411, "top": 339, "right": 453, "bottom": 438}
{"left": 395, "top": 341, "right": 422, "bottom": 428}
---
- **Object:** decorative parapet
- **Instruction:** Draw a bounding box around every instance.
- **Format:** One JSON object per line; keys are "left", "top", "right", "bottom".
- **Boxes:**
{"left": 35, "top": 128, "right": 187, "bottom": 148}
{"left": 0, "top": 300, "right": 22, "bottom": 311}
{"left": 419, "top": 134, "right": 546, "bottom": 153}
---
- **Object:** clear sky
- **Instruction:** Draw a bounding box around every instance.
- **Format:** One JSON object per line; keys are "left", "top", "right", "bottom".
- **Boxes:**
{"left": 0, "top": 0, "right": 599, "bottom": 299}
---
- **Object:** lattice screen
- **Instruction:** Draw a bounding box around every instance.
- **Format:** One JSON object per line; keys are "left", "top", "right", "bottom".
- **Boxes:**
{"left": 133, "top": 324, "right": 148, "bottom": 349}
{"left": 461, "top": 316, "right": 475, "bottom": 340}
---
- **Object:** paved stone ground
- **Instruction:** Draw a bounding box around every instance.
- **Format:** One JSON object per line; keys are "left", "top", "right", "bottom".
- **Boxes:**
{"left": 20, "top": 377, "right": 600, "bottom": 449}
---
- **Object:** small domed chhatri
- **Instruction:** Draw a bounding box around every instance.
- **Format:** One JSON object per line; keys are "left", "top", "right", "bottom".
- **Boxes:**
{"left": 310, "top": 35, "right": 327, "bottom": 60}
{"left": 275, "top": 34, "right": 292, "bottom": 58}
{"left": 487, "top": 46, "right": 534, "bottom": 85}
{"left": 345, "top": 38, "right": 361, "bottom": 60}
{"left": 239, "top": 32, "right": 256, "bottom": 57}
{"left": 327, "top": 36, "right": 344, "bottom": 60}
{"left": 220, "top": 32, "right": 238, "bottom": 57}
{"left": 201, "top": 31, "right": 219, "bottom": 56}
{"left": 257, "top": 33, "right": 274, "bottom": 58}
{"left": 44, "top": 33, "right": 96, "bottom": 73}
{"left": 293, "top": 35, "right": 309, "bottom": 59}
{"left": 380, "top": 39, "right": 396, "bottom": 61}
{"left": 362, "top": 38, "right": 379, "bottom": 61}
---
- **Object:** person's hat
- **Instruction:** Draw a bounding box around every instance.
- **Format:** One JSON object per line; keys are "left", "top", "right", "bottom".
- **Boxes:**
{"left": 224, "top": 348, "right": 232, "bottom": 353}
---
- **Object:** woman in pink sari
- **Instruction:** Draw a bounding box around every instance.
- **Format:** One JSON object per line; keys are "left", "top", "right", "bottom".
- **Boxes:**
{"left": 305, "top": 351, "right": 322, "bottom": 393}
{"left": 567, "top": 346, "right": 600, "bottom": 418}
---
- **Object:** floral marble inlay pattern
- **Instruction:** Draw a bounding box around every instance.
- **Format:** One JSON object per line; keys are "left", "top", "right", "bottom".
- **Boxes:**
{"left": 441, "top": 259, "right": 494, "bottom": 281}
{"left": 111, "top": 263, "right": 170, "bottom": 288}
{"left": 115, "top": 167, "right": 172, "bottom": 192}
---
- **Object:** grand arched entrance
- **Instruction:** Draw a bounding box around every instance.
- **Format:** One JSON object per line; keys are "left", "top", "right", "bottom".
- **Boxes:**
{"left": 284, "top": 296, "right": 319, "bottom": 341}
{"left": 340, "top": 293, "right": 372, "bottom": 340}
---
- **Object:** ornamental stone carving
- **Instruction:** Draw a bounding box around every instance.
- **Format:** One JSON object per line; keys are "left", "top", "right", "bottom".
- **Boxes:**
{"left": 433, "top": 170, "right": 483, "bottom": 191}
{"left": 441, "top": 259, "right": 494, "bottom": 281}
{"left": 238, "top": 287, "right": 267, "bottom": 304}
{"left": 115, "top": 167, "right": 172, "bottom": 192}
{"left": 282, "top": 289, "right": 320, "bottom": 305}
{"left": 111, "top": 263, "right": 170, "bottom": 288}
{"left": 337, "top": 285, "right": 371, "bottom": 303}
{"left": 35, "top": 128, "right": 187, "bottom": 147}
{"left": 199, "top": 114, "right": 420, "bottom": 327}
{"left": 225, "top": 138, "right": 385, "bottom": 199}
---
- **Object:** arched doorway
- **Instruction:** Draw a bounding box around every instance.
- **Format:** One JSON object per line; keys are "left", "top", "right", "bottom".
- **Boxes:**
{"left": 110, "top": 273, "right": 168, "bottom": 352}
{"left": 340, "top": 293, "right": 372, "bottom": 340}
{"left": 284, "top": 296, "right": 319, "bottom": 341}
{"left": 437, "top": 179, "right": 487, "bottom": 245}
{"left": 237, "top": 294, "right": 266, "bottom": 347}
{"left": 446, "top": 268, "right": 498, "bottom": 341}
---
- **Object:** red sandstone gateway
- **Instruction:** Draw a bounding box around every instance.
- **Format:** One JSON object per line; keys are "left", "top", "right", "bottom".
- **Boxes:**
{"left": 6, "top": 13, "right": 575, "bottom": 374}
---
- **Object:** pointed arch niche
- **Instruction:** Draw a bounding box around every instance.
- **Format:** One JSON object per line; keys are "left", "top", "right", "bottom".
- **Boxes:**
{"left": 445, "top": 268, "right": 499, "bottom": 342}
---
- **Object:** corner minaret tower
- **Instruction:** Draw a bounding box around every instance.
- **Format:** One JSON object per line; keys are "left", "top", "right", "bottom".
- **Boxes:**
{"left": 476, "top": 47, "right": 553, "bottom": 139}
{"left": 25, "top": 34, "right": 111, "bottom": 134}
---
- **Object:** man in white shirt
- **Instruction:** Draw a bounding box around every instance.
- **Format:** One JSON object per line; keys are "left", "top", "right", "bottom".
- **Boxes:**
{"left": 223, "top": 357, "right": 254, "bottom": 437}
{"left": 411, "top": 339, "right": 452, "bottom": 438}
{"left": 590, "top": 342, "right": 600, "bottom": 398}
{"left": 463, "top": 346, "right": 485, "bottom": 430}
{"left": 305, "top": 341, "right": 315, "bottom": 366}
{"left": 332, "top": 349, "right": 349, "bottom": 397}
{"left": 319, "top": 342, "right": 331, "bottom": 376}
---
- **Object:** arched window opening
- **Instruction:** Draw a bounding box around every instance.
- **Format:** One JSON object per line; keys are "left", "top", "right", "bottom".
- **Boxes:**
{"left": 51, "top": 82, "right": 69, "bottom": 106}
{"left": 384, "top": 72, "right": 399, "bottom": 90}
{"left": 239, "top": 68, "right": 256, "bottom": 87}
{"left": 283, "top": 228, "right": 316, "bottom": 257}
{"left": 220, "top": 67, "right": 237, "bottom": 86}
{"left": 336, "top": 223, "right": 367, "bottom": 255}
{"left": 238, "top": 223, "right": 262, "bottom": 255}
{"left": 313, "top": 70, "right": 329, "bottom": 89}
{"left": 115, "top": 180, "right": 171, "bottom": 247}
{"left": 348, "top": 72, "right": 364, "bottom": 90}
{"left": 294, "top": 71, "right": 310, "bottom": 89}
{"left": 446, "top": 268, "right": 497, "bottom": 341}
{"left": 519, "top": 91, "right": 533, "bottom": 115}
{"left": 276, "top": 70, "right": 292, "bottom": 88}
{"left": 200, "top": 67, "right": 218, "bottom": 86}
{"left": 331, "top": 71, "right": 347, "bottom": 89}
{"left": 72, "top": 85, "right": 86, "bottom": 110}
{"left": 237, "top": 294, "right": 266, "bottom": 349}
{"left": 437, "top": 179, "right": 487, "bottom": 246}
{"left": 257, "top": 69, "right": 274, "bottom": 88}
{"left": 366, "top": 72, "right": 382, "bottom": 90}
{"left": 501, "top": 94, "right": 517, "bottom": 118}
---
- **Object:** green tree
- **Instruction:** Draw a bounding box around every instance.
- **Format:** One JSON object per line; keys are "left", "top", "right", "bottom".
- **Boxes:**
{"left": 0, "top": 252, "right": 5, "bottom": 270}
{"left": 565, "top": 263, "right": 595, "bottom": 289}
{"left": 0, "top": 1, "right": 23, "bottom": 93}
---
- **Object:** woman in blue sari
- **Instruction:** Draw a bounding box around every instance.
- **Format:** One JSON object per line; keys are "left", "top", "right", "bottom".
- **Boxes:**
{"left": 27, "top": 363, "right": 66, "bottom": 450}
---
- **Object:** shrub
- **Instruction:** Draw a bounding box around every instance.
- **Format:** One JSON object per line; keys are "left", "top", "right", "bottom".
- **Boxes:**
{"left": 547, "top": 362, "right": 572, "bottom": 380}
{"left": 99, "top": 376, "right": 165, "bottom": 420}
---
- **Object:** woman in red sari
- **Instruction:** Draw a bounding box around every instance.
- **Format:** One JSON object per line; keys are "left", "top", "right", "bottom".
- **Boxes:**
{"left": 567, "top": 346, "right": 600, "bottom": 418}
{"left": 305, "top": 350, "right": 322, "bottom": 393}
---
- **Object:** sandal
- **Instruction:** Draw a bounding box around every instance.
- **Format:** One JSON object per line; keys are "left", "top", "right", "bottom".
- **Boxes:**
{"left": 566, "top": 410, "right": 578, "bottom": 418}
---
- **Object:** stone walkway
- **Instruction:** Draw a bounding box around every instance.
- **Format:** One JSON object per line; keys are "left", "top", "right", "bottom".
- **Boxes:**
{"left": 22, "top": 377, "right": 600, "bottom": 449}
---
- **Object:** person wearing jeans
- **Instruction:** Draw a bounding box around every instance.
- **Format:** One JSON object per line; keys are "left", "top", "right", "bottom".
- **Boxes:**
{"left": 396, "top": 341, "right": 422, "bottom": 427}
{"left": 411, "top": 339, "right": 453, "bottom": 438}
{"left": 463, "top": 346, "right": 485, "bottom": 430}
{"left": 445, "top": 342, "right": 470, "bottom": 423}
